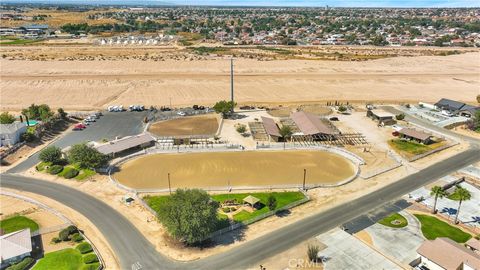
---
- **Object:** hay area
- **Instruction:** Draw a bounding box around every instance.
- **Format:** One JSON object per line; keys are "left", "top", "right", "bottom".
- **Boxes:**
{"left": 148, "top": 115, "right": 219, "bottom": 137}
{"left": 113, "top": 150, "right": 356, "bottom": 190}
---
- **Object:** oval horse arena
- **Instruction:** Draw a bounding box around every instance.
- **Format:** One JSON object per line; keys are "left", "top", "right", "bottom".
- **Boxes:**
{"left": 112, "top": 150, "right": 358, "bottom": 191}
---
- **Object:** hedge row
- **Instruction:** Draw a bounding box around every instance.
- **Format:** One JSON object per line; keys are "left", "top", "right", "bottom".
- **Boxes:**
{"left": 63, "top": 168, "right": 79, "bottom": 179}
{"left": 83, "top": 253, "right": 99, "bottom": 264}
{"left": 76, "top": 242, "right": 93, "bottom": 254}
{"left": 6, "top": 257, "right": 34, "bottom": 270}
{"left": 81, "top": 262, "right": 100, "bottom": 270}
{"left": 47, "top": 165, "right": 63, "bottom": 175}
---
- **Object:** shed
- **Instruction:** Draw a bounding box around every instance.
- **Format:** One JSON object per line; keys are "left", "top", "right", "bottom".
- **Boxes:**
{"left": 261, "top": 117, "right": 281, "bottom": 142}
{"left": 95, "top": 133, "right": 155, "bottom": 156}
{"left": 243, "top": 195, "right": 260, "bottom": 207}
{"left": 366, "top": 109, "right": 396, "bottom": 126}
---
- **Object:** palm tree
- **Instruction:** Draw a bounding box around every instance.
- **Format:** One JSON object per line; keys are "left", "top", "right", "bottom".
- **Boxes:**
{"left": 279, "top": 125, "right": 293, "bottom": 149}
{"left": 430, "top": 186, "right": 446, "bottom": 214}
{"left": 452, "top": 186, "right": 472, "bottom": 224}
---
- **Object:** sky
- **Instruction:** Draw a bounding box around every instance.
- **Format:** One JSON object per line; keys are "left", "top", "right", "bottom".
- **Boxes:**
{"left": 177, "top": 0, "right": 479, "bottom": 7}
{"left": 7, "top": 0, "right": 480, "bottom": 7}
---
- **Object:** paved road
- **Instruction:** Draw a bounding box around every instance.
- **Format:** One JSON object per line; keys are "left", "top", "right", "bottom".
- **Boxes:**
{"left": 7, "top": 111, "right": 147, "bottom": 173}
{"left": 3, "top": 148, "right": 479, "bottom": 270}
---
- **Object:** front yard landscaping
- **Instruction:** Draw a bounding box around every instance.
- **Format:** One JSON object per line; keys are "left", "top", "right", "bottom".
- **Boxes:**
{"left": 144, "top": 191, "right": 307, "bottom": 224}
{"left": 388, "top": 139, "right": 446, "bottom": 158}
{"left": 414, "top": 214, "right": 472, "bottom": 243}
{"left": 36, "top": 162, "right": 96, "bottom": 181}
{"left": 32, "top": 247, "right": 99, "bottom": 270}
{"left": 378, "top": 213, "right": 408, "bottom": 228}
{"left": 0, "top": 215, "right": 39, "bottom": 234}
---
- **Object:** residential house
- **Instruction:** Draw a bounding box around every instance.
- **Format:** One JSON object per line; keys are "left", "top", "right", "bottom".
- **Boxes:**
{"left": 0, "top": 122, "right": 27, "bottom": 147}
{"left": 0, "top": 229, "right": 33, "bottom": 268}
{"left": 416, "top": 237, "right": 480, "bottom": 270}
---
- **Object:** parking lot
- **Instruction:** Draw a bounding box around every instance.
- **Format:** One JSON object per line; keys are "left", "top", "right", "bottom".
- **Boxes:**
{"left": 8, "top": 111, "right": 147, "bottom": 173}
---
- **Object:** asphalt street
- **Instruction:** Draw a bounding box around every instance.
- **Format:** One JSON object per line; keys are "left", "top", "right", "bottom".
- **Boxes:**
{"left": 7, "top": 111, "right": 147, "bottom": 173}
{"left": 2, "top": 148, "right": 479, "bottom": 270}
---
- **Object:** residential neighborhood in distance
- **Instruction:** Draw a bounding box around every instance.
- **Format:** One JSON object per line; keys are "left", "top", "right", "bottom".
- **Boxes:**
{"left": 1, "top": 1, "right": 480, "bottom": 270}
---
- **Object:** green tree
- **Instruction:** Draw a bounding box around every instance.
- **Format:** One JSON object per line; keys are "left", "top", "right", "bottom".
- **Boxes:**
{"left": 476, "top": 94, "right": 480, "bottom": 104}
{"left": 22, "top": 103, "right": 53, "bottom": 121}
{"left": 158, "top": 189, "right": 220, "bottom": 245}
{"left": 279, "top": 125, "right": 292, "bottom": 149}
{"left": 338, "top": 105, "right": 347, "bottom": 113}
{"left": 267, "top": 195, "right": 277, "bottom": 211}
{"left": 395, "top": 113, "right": 405, "bottom": 121}
{"left": 57, "top": 108, "right": 67, "bottom": 119}
{"left": 67, "top": 143, "right": 108, "bottom": 169}
{"left": 452, "top": 186, "right": 471, "bottom": 224}
{"left": 430, "top": 185, "right": 446, "bottom": 214}
{"left": 39, "top": 146, "right": 63, "bottom": 164}
{"left": 213, "top": 100, "right": 236, "bottom": 118}
{"left": 0, "top": 112, "right": 16, "bottom": 124}
{"left": 236, "top": 124, "right": 247, "bottom": 134}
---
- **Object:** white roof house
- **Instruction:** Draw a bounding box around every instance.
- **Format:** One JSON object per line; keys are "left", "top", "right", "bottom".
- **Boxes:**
{"left": 0, "top": 122, "right": 27, "bottom": 147}
{"left": 0, "top": 229, "right": 32, "bottom": 265}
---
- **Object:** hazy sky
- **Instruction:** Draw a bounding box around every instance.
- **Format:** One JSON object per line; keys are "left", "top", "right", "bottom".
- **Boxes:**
{"left": 176, "top": 0, "right": 479, "bottom": 7}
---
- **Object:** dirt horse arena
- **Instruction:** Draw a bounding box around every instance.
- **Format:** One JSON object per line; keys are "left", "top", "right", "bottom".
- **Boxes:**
{"left": 148, "top": 114, "right": 219, "bottom": 137}
{"left": 113, "top": 150, "right": 356, "bottom": 190}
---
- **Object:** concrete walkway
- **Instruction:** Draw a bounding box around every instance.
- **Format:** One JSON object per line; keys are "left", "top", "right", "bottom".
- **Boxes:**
{"left": 365, "top": 211, "right": 425, "bottom": 265}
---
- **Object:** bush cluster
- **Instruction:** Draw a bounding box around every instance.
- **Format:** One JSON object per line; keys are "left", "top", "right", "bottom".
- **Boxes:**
{"left": 76, "top": 242, "right": 93, "bottom": 254}
{"left": 6, "top": 257, "right": 34, "bottom": 270}
{"left": 71, "top": 232, "right": 84, "bottom": 242}
{"left": 58, "top": 225, "right": 78, "bottom": 241}
{"left": 47, "top": 165, "right": 63, "bottom": 175}
{"left": 63, "top": 168, "right": 79, "bottom": 179}
{"left": 83, "top": 253, "right": 99, "bottom": 264}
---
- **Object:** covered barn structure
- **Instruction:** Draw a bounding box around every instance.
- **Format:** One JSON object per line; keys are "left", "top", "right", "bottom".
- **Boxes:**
{"left": 261, "top": 116, "right": 281, "bottom": 142}
{"left": 290, "top": 111, "right": 338, "bottom": 141}
{"left": 95, "top": 133, "right": 155, "bottom": 156}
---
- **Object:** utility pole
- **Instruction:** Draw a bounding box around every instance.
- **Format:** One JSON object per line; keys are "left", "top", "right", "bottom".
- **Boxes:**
{"left": 230, "top": 58, "right": 234, "bottom": 114}
{"left": 303, "top": 169, "right": 306, "bottom": 190}
{"left": 168, "top": 173, "right": 172, "bottom": 195}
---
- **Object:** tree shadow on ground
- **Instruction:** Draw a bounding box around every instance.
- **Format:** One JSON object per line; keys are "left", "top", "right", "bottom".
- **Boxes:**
{"left": 210, "top": 226, "right": 247, "bottom": 247}
{"left": 275, "top": 209, "right": 291, "bottom": 217}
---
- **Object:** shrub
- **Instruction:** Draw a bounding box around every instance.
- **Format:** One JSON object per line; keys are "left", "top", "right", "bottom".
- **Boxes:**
{"left": 395, "top": 113, "right": 405, "bottom": 120}
{"left": 0, "top": 112, "right": 16, "bottom": 124}
{"left": 76, "top": 242, "right": 93, "bottom": 254}
{"left": 39, "top": 146, "right": 63, "bottom": 164}
{"left": 236, "top": 124, "right": 247, "bottom": 134}
{"left": 36, "top": 162, "right": 52, "bottom": 171}
{"left": 6, "top": 257, "right": 34, "bottom": 270}
{"left": 47, "top": 165, "right": 63, "bottom": 175}
{"left": 59, "top": 225, "right": 78, "bottom": 241}
{"left": 71, "top": 233, "right": 84, "bottom": 242}
{"left": 307, "top": 244, "right": 319, "bottom": 262}
{"left": 338, "top": 105, "right": 347, "bottom": 112}
{"left": 83, "top": 253, "right": 99, "bottom": 264}
{"left": 81, "top": 263, "right": 100, "bottom": 270}
{"left": 63, "top": 168, "right": 79, "bottom": 179}
{"left": 267, "top": 195, "right": 277, "bottom": 211}
{"left": 51, "top": 237, "right": 61, "bottom": 244}
{"left": 21, "top": 132, "right": 35, "bottom": 142}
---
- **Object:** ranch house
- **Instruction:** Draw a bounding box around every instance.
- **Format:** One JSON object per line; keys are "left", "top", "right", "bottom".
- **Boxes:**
{"left": 398, "top": 128, "right": 433, "bottom": 144}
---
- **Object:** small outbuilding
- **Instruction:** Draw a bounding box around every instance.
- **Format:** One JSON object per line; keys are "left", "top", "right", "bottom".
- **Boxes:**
{"left": 243, "top": 195, "right": 260, "bottom": 207}
{"left": 95, "top": 133, "right": 155, "bottom": 156}
{"left": 261, "top": 117, "right": 281, "bottom": 142}
{"left": 366, "top": 109, "right": 396, "bottom": 126}
{"left": 398, "top": 128, "right": 433, "bottom": 144}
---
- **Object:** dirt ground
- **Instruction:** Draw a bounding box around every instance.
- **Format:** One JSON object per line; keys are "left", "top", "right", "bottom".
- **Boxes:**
{"left": 114, "top": 150, "right": 356, "bottom": 190}
{"left": 148, "top": 114, "right": 219, "bottom": 137}
{"left": 1, "top": 52, "right": 479, "bottom": 111}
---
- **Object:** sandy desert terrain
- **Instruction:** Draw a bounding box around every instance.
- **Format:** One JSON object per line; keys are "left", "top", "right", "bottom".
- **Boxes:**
{"left": 1, "top": 51, "right": 479, "bottom": 111}
{"left": 148, "top": 114, "right": 219, "bottom": 137}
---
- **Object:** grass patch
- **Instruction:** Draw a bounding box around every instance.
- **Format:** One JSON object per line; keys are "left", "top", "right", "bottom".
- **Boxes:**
{"left": 36, "top": 161, "right": 52, "bottom": 171}
{"left": 190, "top": 46, "right": 230, "bottom": 55}
{"left": 33, "top": 248, "right": 85, "bottom": 270}
{"left": 414, "top": 214, "right": 472, "bottom": 243}
{"left": 388, "top": 139, "right": 446, "bottom": 158}
{"left": 74, "top": 168, "right": 96, "bottom": 181}
{"left": 256, "top": 46, "right": 293, "bottom": 55}
{"left": 211, "top": 192, "right": 306, "bottom": 223}
{"left": 143, "top": 195, "right": 170, "bottom": 214}
{"left": 378, "top": 213, "right": 408, "bottom": 228}
{"left": 1, "top": 39, "right": 43, "bottom": 45}
{"left": 0, "top": 215, "right": 39, "bottom": 234}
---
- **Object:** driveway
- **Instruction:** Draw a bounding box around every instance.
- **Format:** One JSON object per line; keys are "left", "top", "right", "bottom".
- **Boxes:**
{"left": 317, "top": 229, "right": 401, "bottom": 270}
{"left": 7, "top": 111, "right": 147, "bottom": 173}
{"left": 365, "top": 211, "right": 425, "bottom": 264}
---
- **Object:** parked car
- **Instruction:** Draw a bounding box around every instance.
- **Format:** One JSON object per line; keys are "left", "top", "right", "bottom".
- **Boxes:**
{"left": 329, "top": 117, "right": 339, "bottom": 121}
{"left": 392, "top": 131, "right": 399, "bottom": 136}
{"left": 177, "top": 111, "right": 186, "bottom": 116}
{"left": 73, "top": 123, "right": 86, "bottom": 130}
